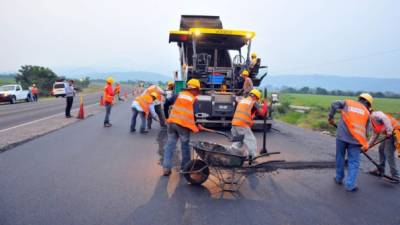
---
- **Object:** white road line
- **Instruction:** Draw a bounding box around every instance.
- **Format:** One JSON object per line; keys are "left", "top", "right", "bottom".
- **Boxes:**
{"left": 0, "top": 102, "right": 100, "bottom": 133}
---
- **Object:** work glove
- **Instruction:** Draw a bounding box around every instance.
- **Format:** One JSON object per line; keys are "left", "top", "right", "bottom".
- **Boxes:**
{"left": 328, "top": 118, "right": 336, "bottom": 126}
{"left": 361, "top": 144, "right": 369, "bottom": 152}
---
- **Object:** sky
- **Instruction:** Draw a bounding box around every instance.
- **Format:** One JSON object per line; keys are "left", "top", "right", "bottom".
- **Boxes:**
{"left": 0, "top": 0, "right": 399, "bottom": 78}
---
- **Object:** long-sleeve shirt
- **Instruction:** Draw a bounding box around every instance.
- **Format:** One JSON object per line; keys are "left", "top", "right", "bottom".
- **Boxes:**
{"left": 65, "top": 84, "right": 75, "bottom": 97}
{"left": 329, "top": 100, "right": 370, "bottom": 145}
{"left": 368, "top": 111, "right": 393, "bottom": 146}
{"left": 131, "top": 100, "right": 157, "bottom": 118}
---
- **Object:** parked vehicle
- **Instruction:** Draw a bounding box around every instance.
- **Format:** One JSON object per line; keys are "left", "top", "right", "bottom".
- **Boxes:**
{"left": 0, "top": 84, "right": 30, "bottom": 104}
{"left": 52, "top": 82, "right": 67, "bottom": 97}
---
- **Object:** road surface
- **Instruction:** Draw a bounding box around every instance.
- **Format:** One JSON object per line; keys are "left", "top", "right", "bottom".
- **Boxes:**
{"left": 0, "top": 99, "right": 399, "bottom": 225}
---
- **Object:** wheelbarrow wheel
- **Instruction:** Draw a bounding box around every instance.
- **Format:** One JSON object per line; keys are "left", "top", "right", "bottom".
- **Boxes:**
{"left": 183, "top": 159, "right": 209, "bottom": 185}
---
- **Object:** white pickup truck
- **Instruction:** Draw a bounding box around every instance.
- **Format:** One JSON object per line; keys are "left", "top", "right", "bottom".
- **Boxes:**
{"left": 0, "top": 84, "right": 31, "bottom": 104}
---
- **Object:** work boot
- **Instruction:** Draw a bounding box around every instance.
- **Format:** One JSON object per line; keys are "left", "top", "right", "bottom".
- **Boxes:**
{"left": 163, "top": 168, "right": 171, "bottom": 176}
{"left": 346, "top": 187, "right": 359, "bottom": 192}
{"left": 333, "top": 177, "right": 343, "bottom": 185}
{"left": 130, "top": 128, "right": 136, "bottom": 133}
{"left": 104, "top": 123, "right": 112, "bottom": 127}
{"left": 140, "top": 129, "right": 149, "bottom": 134}
{"left": 369, "top": 169, "right": 383, "bottom": 177}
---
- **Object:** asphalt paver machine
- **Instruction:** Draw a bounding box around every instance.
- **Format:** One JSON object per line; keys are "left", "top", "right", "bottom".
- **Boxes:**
{"left": 169, "top": 15, "right": 272, "bottom": 130}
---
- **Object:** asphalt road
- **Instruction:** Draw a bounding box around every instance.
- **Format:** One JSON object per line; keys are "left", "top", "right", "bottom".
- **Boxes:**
{"left": 0, "top": 100, "right": 399, "bottom": 225}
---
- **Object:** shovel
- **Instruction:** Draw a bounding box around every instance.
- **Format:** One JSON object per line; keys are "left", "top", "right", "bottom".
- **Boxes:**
{"left": 200, "top": 127, "right": 244, "bottom": 142}
{"left": 332, "top": 124, "right": 397, "bottom": 182}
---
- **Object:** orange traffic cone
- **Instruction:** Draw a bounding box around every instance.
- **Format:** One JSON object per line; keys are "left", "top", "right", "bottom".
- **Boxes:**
{"left": 77, "top": 96, "right": 85, "bottom": 119}
{"left": 100, "top": 95, "right": 104, "bottom": 106}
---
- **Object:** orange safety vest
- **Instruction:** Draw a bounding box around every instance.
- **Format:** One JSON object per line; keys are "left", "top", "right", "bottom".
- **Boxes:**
{"left": 104, "top": 84, "right": 114, "bottom": 104}
{"left": 144, "top": 85, "right": 162, "bottom": 101}
{"left": 371, "top": 113, "right": 400, "bottom": 134}
{"left": 232, "top": 96, "right": 256, "bottom": 128}
{"left": 341, "top": 100, "right": 370, "bottom": 147}
{"left": 167, "top": 91, "right": 199, "bottom": 133}
{"left": 115, "top": 85, "right": 121, "bottom": 94}
{"left": 135, "top": 94, "right": 153, "bottom": 116}
{"left": 31, "top": 87, "right": 39, "bottom": 94}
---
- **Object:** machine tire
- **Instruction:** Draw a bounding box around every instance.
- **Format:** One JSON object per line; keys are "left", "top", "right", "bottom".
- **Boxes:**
{"left": 10, "top": 96, "right": 16, "bottom": 104}
{"left": 183, "top": 159, "right": 209, "bottom": 185}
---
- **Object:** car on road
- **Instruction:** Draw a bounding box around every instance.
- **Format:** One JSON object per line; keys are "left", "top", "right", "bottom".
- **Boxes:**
{"left": 0, "top": 84, "right": 31, "bottom": 104}
{"left": 52, "top": 82, "right": 67, "bottom": 97}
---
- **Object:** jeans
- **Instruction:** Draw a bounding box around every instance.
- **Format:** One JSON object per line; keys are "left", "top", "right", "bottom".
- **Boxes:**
{"left": 147, "top": 104, "right": 166, "bottom": 129}
{"left": 65, "top": 96, "right": 73, "bottom": 117}
{"left": 230, "top": 126, "right": 257, "bottom": 157}
{"left": 131, "top": 108, "right": 146, "bottom": 131}
{"left": 162, "top": 123, "right": 191, "bottom": 169}
{"left": 335, "top": 139, "right": 361, "bottom": 190}
{"left": 104, "top": 103, "right": 112, "bottom": 124}
{"left": 378, "top": 136, "right": 399, "bottom": 178}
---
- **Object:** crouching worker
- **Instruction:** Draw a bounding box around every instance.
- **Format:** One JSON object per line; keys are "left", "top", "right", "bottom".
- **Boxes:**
{"left": 162, "top": 79, "right": 204, "bottom": 176}
{"left": 230, "top": 88, "right": 266, "bottom": 164}
{"left": 328, "top": 93, "right": 373, "bottom": 192}
{"left": 130, "top": 92, "right": 159, "bottom": 134}
{"left": 368, "top": 110, "right": 400, "bottom": 183}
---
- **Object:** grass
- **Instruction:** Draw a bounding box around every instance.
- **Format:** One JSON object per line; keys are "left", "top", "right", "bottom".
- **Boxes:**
{"left": 274, "top": 93, "right": 400, "bottom": 133}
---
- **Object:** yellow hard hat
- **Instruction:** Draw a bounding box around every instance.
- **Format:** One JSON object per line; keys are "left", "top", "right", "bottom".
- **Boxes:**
{"left": 150, "top": 92, "right": 158, "bottom": 99}
{"left": 167, "top": 81, "right": 174, "bottom": 86}
{"left": 187, "top": 79, "right": 201, "bottom": 89}
{"left": 249, "top": 89, "right": 262, "bottom": 99}
{"left": 241, "top": 70, "right": 249, "bottom": 76}
{"left": 251, "top": 52, "right": 257, "bottom": 58}
{"left": 106, "top": 76, "right": 114, "bottom": 84}
{"left": 359, "top": 93, "right": 373, "bottom": 106}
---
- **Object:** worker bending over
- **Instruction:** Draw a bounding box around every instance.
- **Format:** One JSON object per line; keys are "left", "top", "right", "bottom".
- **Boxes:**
{"left": 130, "top": 92, "right": 159, "bottom": 134}
{"left": 230, "top": 88, "right": 265, "bottom": 163}
{"left": 162, "top": 79, "right": 204, "bottom": 176}
{"left": 368, "top": 110, "right": 400, "bottom": 183}
{"left": 328, "top": 93, "right": 373, "bottom": 192}
{"left": 142, "top": 85, "right": 166, "bottom": 129}
{"left": 103, "top": 77, "right": 115, "bottom": 127}
{"left": 240, "top": 70, "right": 253, "bottom": 96}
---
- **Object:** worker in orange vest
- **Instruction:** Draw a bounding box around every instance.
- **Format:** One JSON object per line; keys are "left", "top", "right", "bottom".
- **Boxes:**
{"left": 31, "top": 84, "right": 39, "bottom": 102}
{"left": 142, "top": 84, "right": 166, "bottom": 129}
{"left": 368, "top": 110, "right": 400, "bottom": 183}
{"left": 162, "top": 79, "right": 204, "bottom": 176}
{"left": 130, "top": 92, "right": 159, "bottom": 134}
{"left": 103, "top": 77, "right": 115, "bottom": 127}
{"left": 115, "top": 83, "right": 122, "bottom": 101}
{"left": 328, "top": 93, "right": 373, "bottom": 192}
{"left": 230, "top": 88, "right": 266, "bottom": 164}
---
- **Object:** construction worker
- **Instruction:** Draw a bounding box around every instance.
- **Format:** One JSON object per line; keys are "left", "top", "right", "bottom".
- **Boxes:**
{"left": 31, "top": 84, "right": 39, "bottom": 102}
{"left": 164, "top": 81, "right": 175, "bottom": 118}
{"left": 103, "top": 77, "right": 115, "bottom": 127}
{"left": 130, "top": 92, "right": 159, "bottom": 134}
{"left": 162, "top": 79, "right": 204, "bottom": 176}
{"left": 249, "top": 52, "right": 258, "bottom": 71}
{"left": 114, "top": 83, "right": 122, "bottom": 101}
{"left": 240, "top": 70, "right": 253, "bottom": 96}
{"left": 142, "top": 85, "right": 166, "bottom": 129}
{"left": 368, "top": 110, "right": 400, "bottom": 183}
{"left": 64, "top": 80, "right": 75, "bottom": 118}
{"left": 230, "top": 88, "right": 265, "bottom": 163}
{"left": 328, "top": 93, "right": 373, "bottom": 192}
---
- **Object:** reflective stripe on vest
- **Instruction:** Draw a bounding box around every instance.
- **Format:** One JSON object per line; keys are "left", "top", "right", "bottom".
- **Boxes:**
{"left": 341, "top": 100, "right": 370, "bottom": 147}
{"left": 167, "top": 91, "right": 199, "bottom": 133}
{"left": 135, "top": 94, "right": 153, "bottom": 116}
{"left": 232, "top": 97, "right": 255, "bottom": 128}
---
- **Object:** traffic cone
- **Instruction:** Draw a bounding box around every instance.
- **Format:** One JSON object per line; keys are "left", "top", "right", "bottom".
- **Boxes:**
{"left": 77, "top": 96, "right": 85, "bottom": 119}
{"left": 100, "top": 95, "right": 104, "bottom": 106}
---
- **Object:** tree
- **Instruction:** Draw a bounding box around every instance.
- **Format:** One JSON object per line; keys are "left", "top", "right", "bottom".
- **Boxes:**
{"left": 15, "top": 65, "right": 58, "bottom": 96}
{"left": 315, "top": 87, "right": 328, "bottom": 95}
{"left": 299, "top": 86, "right": 310, "bottom": 94}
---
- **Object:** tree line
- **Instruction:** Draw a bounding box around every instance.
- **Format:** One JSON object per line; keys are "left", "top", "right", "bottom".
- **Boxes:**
{"left": 280, "top": 86, "right": 400, "bottom": 99}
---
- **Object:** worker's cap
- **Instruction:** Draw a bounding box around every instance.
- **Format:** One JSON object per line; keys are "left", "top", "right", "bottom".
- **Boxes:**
{"left": 359, "top": 93, "right": 373, "bottom": 106}
{"left": 106, "top": 76, "right": 114, "bottom": 84}
{"left": 241, "top": 70, "right": 249, "bottom": 76}
{"left": 167, "top": 81, "right": 174, "bottom": 86}
{"left": 251, "top": 52, "right": 257, "bottom": 58}
{"left": 249, "top": 88, "right": 262, "bottom": 99}
{"left": 187, "top": 79, "right": 201, "bottom": 89}
{"left": 150, "top": 92, "right": 158, "bottom": 99}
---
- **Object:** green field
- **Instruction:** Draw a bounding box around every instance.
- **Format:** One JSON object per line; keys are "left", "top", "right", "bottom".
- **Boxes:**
{"left": 275, "top": 93, "right": 400, "bottom": 133}
{"left": 0, "top": 76, "right": 15, "bottom": 85}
